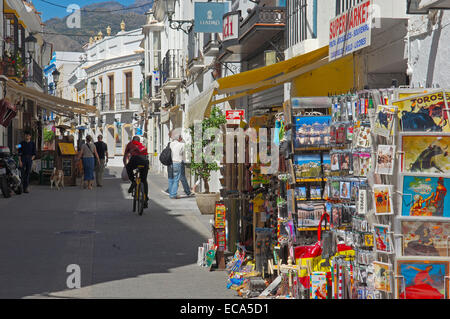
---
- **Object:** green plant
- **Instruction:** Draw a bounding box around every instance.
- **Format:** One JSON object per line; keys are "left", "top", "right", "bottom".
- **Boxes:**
{"left": 43, "top": 127, "right": 55, "bottom": 143}
{"left": 189, "top": 106, "right": 226, "bottom": 194}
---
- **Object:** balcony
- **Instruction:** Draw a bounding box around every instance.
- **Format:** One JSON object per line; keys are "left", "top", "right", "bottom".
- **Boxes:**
{"left": 160, "top": 49, "right": 183, "bottom": 90}
{"left": 203, "top": 33, "right": 220, "bottom": 57}
{"left": 239, "top": 6, "right": 286, "bottom": 59}
{"left": 187, "top": 29, "right": 205, "bottom": 73}
{"left": 28, "top": 59, "right": 44, "bottom": 88}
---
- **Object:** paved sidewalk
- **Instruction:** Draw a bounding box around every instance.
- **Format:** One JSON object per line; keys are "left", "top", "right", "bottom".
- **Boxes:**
{"left": 0, "top": 165, "right": 237, "bottom": 299}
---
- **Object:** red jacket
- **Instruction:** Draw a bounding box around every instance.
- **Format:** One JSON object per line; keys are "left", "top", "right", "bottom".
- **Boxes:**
{"left": 125, "top": 140, "right": 148, "bottom": 157}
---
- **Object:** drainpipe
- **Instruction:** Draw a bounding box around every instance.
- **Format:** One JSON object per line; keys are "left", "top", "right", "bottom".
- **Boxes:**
{"left": 313, "top": 0, "right": 317, "bottom": 39}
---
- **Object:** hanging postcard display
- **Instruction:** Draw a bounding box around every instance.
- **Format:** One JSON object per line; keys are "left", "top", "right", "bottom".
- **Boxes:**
{"left": 373, "top": 224, "right": 393, "bottom": 254}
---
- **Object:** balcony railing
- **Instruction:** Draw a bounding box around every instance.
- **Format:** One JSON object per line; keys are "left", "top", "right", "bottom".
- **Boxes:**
{"left": 161, "top": 49, "right": 182, "bottom": 86}
{"left": 30, "top": 59, "right": 44, "bottom": 88}
{"left": 240, "top": 6, "right": 286, "bottom": 37}
{"left": 115, "top": 92, "right": 134, "bottom": 110}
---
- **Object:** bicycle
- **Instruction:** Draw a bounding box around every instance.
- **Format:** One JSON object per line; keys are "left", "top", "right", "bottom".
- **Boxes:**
{"left": 132, "top": 165, "right": 147, "bottom": 215}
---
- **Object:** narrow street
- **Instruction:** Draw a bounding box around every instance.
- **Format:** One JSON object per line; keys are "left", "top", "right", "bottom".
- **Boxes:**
{"left": 0, "top": 166, "right": 236, "bottom": 299}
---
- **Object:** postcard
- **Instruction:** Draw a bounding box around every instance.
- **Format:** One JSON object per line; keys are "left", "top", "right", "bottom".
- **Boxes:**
{"left": 376, "top": 145, "right": 396, "bottom": 175}
{"left": 373, "top": 184, "right": 394, "bottom": 215}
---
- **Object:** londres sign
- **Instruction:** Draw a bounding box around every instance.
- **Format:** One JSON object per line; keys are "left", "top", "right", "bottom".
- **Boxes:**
{"left": 329, "top": 0, "right": 372, "bottom": 62}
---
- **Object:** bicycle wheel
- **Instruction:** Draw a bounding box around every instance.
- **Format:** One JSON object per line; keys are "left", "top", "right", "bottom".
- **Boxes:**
{"left": 132, "top": 182, "right": 137, "bottom": 212}
{"left": 138, "top": 182, "right": 145, "bottom": 215}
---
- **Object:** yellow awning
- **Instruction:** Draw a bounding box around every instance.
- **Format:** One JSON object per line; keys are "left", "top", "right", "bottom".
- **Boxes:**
{"left": 215, "top": 46, "right": 329, "bottom": 96}
{"left": 4, "top": 78, "right": 97, "bottom": 116}
{"left": 206, "top": 46, "right": 329, "bottom": 107}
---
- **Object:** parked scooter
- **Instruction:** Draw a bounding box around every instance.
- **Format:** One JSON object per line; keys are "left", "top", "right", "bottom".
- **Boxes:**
{"left": 0, "top": 146, "right": 23, "bottom": 198}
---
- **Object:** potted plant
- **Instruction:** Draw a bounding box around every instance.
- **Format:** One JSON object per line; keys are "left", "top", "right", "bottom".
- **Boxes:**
{"left": 189, "top": 106, "right": 226, "bottom": 215}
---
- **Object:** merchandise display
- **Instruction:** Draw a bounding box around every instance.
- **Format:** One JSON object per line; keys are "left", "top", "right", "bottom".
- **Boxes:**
{"left": 200, "top": 88, "right": 450, "bottom": 300}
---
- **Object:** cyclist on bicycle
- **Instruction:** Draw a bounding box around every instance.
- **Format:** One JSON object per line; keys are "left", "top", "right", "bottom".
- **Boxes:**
{"left": 124, "top": 136, "right": 149, "bottom": 208}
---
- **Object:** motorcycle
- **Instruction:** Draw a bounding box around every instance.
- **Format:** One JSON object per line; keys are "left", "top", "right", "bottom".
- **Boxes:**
{"left": 0, "top": 146, "right": 23, "bottom": 198}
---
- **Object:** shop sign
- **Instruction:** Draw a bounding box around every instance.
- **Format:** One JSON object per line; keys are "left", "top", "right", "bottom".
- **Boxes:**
{"left": 223, "top": 12, "right": 239, "bottom": 42}
{"left": 226, "top": 109, "right": 245, "bottom": 121}
{"left": 329, "top": 0, "right": 372, "bottom": 62}
{"left": 194, "top": 2, "right": 226, "bottom": 33}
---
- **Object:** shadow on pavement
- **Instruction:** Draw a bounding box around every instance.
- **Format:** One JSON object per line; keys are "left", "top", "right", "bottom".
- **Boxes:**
{"left": 0, "top": 168, "right": 215, "bottom": 298}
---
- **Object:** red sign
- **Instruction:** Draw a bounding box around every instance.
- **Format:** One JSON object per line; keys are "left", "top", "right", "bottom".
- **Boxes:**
{"left": 226, "top": 110, "right": 245, "bottom": 121}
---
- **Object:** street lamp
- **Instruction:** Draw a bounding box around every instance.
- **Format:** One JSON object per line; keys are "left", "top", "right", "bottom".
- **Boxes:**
{"left": 91, "top": 78, "right": 98, "bottom": 106}
{"left": 164, "top": 0, "right": 194, "bottom": 34}
{"left": 52, "top": 69, "right": 60, "bottom": 95}
{"left": 24, "top": 34, "right": 37, "bottom": 64}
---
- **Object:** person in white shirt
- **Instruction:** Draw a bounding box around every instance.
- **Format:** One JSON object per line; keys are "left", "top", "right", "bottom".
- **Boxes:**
{"left": 168, "top": 133, "right": 194, "bottom": 199}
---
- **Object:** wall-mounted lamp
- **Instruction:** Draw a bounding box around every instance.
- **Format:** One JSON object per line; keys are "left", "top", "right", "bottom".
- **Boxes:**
{"left": 165, "top": 0, "right": 194, "bottom": 34}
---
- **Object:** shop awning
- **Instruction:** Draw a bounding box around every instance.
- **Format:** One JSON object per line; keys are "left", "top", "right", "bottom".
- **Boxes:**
{"left": 185, "top": 82, "right": 219, "bottom": 128}
{"left": 4, "top": 78, "right": 97, "bottom": 117}
{"left": 215, "top": 46, "right": 329, "bottom": 96}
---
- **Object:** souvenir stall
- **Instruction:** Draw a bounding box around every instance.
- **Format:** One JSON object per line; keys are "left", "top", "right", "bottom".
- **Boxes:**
{"left": 198, "top": 88, "right": 450, "bottom": 300}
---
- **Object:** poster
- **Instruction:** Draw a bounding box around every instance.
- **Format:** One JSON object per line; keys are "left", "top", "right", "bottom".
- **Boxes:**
{"left": 393, "top": 91, "right": 450, "bottom": 132}
{"left": 375, "top": 145, "right": 396, "bottom": 175}
{"left": 373, "top": 261, "right": 391, "bottom": 293}
{"left": 401, "top": 220, "right": 450, "bottom": 257}
{"left": 401, "top": 175, "right": 449, "bottom": 218}
{"left": 373, "top": 184, "right": 394, "bottom": 215}
{"left": 400, "top": 135, "right": 450, "bottom": 174}
{"left": 396, "top": 258, "right": 449, "bottom": 299}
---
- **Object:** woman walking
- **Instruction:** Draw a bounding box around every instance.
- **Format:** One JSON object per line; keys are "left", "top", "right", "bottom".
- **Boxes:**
{"left": 78, "top": 135, "right": 100, "bottom": 190}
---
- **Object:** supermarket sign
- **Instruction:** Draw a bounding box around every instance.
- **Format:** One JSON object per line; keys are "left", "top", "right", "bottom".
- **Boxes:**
{"left": 329, "top": 0, "right": 372, "bottom": 62}
{"left": 226, "top": 109, "right": 245, "bottom": 121}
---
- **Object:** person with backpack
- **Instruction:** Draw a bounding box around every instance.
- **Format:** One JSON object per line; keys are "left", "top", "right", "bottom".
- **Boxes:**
{"left": 124, "top": 136, "right": 149, "bottom": 208}
{"left": 166, "top": 133, "right": 194, "bottom": 199}
{"left": 77, "top": 135, "right": 100, "bottom": 190}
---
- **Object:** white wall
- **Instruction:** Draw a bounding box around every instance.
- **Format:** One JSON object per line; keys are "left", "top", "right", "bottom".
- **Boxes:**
{"left": 408, "top": 10, "right": 450, "bottom": 88}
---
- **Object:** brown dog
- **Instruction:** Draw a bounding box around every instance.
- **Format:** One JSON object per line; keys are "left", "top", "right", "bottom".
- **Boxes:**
{"left": 50, "top": 168, "right": 64, "bottom": 190}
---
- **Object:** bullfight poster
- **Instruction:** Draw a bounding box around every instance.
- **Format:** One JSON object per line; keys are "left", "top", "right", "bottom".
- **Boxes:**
{"left": 393, "top": 91, "right": 450, "bottom": 132}
{"left": 400, "top": 134, "right": 450, "bottom": 175}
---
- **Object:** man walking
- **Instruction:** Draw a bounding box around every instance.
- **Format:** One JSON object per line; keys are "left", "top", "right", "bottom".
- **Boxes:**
{"left": 168, "top": 133, "right": 194, "bottom": 199}
{"left": 18, "top": 130, "right": 36, "bottom": 193}
{"left": 94, "top": 135, "right": 108, "bottom": 187}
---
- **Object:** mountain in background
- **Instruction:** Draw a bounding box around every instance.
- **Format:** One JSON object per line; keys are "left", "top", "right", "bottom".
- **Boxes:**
{"left": 43, "top": 0, "right": 152, "bottom": 52}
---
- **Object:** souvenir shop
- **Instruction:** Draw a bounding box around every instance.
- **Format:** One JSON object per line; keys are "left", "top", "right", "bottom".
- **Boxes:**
{"left": 198, "top": 87, "right": 450, "bottom": 299}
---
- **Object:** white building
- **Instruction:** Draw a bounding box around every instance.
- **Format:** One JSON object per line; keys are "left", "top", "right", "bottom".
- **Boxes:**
{"left": 68, "top": 22, "right": 145, "bottom": 156}
{"left": 1, "top": 0, "right": 52, "bottom": 149}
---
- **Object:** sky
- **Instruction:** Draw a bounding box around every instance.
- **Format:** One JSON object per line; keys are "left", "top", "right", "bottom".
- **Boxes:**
{"left": 32, "top": 0, "right": 138, "bottom": 21}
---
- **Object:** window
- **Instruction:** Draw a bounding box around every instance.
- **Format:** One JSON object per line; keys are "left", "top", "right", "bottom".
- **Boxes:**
{"left": 287, "top": 0, "right": 309, "bottom": 48}
{"left": 335, "top": 0, "right": 365, "bottom": 16}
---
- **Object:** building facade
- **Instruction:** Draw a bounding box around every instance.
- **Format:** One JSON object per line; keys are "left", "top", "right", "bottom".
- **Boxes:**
{"left": 67, "top": 23, "right": 145, "bottom": 156}
{"left": 1, "top": 0, "right": 52, "bottom": 151}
